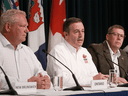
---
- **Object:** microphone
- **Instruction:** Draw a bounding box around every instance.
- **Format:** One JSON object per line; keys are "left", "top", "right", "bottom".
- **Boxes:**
{"left": 42, "top": 49, "right": 84, "bottom": 91}
{"left": 0, "top": 66, "right": 18, "bottom": 95}
{"left": 96, "top": 52, "right": 128, "bottom": 87}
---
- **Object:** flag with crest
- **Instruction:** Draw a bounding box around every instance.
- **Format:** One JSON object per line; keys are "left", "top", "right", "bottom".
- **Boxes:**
{"left": 1, "top": 0, "right": 19, "bottom": 13}
{"left": 48, "top": 0, "right": 66, "bottom": 52}
{"left": 28, "top": 0, "right": 46, "bottom": 70}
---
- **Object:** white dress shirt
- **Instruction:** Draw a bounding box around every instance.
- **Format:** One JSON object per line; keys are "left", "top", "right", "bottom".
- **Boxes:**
{"left": 106, "top": 41, "right": 120, "bottom": 77}
{"left": 0, "top": 33, "right": 48, "bottom": 90}
{"left": 47, "top": 40, "right": 98, "bottom": 87}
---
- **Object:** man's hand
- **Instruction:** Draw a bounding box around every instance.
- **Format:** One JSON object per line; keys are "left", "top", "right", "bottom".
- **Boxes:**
{"left": 93, "top": 73, "right": 109, "bottom": 80}
{"left": 28, "top": 74, "right": 41, "bottom": 83}
{"left": 37, "top": 73, "right": 51, "bottom": 89}
{"left": 117, "top": 77, "right": 128, "bottom": 84}
{"left": 28, "top": 73, "right": 51, "bottom": 89}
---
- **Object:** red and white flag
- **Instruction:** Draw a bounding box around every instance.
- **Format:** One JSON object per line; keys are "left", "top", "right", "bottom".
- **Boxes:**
{"left": 48, "top": 0, "right": 66, "bottom": 52}
{"left": 28, "top": 0, "right": 47, "bottom": 70}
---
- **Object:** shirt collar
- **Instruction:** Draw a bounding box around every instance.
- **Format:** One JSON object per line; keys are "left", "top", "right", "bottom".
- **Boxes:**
{"left": 106, "top": 40, "right": 120, "bottom": 57}
{"left": 0, "top": 33, "right": 23, "bottom": 50}
{"left": 64, "top": 39, "right": 81, "bottom": 53}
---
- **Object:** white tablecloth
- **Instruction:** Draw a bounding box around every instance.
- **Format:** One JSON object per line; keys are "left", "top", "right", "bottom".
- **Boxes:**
{"left": 18, "top": 87, "right": 128, "bottom": 95}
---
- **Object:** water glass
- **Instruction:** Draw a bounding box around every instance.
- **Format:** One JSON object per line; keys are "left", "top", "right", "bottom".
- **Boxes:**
{"left": 108, "top": 69, "right": 117, "bottom": 88}
{"left": 53, "top": 71, "right": 63, "bottom": 91}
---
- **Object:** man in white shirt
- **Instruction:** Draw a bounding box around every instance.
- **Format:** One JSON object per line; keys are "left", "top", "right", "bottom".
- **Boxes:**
{"left": 0, "top": 9, "right": 51, "bottom": 90}
{"left": 46, "top": 17, "right": 108, "bottom": 87}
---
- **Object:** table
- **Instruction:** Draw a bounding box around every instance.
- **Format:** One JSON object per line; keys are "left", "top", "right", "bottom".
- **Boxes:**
{"left": 18, "top": 87, "right": 128, "bottom": 96}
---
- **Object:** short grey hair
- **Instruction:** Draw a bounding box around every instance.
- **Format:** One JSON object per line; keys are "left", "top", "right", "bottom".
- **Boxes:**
{"left": 107, "top": 24, "right": 125, "bottom": 34}
{"left": 0, "top": 9, "right": 26, "bottom": 32}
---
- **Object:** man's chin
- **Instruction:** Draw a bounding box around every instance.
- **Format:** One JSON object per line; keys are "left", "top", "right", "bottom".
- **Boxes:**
{"left": 77, "top": 44, "right": 83, "bottom": 48}
{"left": 115, "top": 46, "right": 121, "bottom": 50}
{"left": 116, "top": 44, "right": 122, "bottom": 48}
{"left": 22, "top": 39, "right": 26, "bottom": 42}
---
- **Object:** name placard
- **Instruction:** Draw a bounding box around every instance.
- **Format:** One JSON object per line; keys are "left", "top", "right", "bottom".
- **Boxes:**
{"left": 91, "top": 80, "right": 107, "bottom": 90}
{"left": 14, "top": 82, "right": 37, "bottom": 94}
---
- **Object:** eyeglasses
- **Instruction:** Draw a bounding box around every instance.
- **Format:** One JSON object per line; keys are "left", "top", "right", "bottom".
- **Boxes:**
{"left": 108, "top": 32, "right": 126, "bottom": 38}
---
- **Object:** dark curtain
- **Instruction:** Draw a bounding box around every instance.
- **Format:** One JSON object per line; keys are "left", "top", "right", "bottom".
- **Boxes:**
{"left": 65, "top": 0, "right": 128, "bottom": 49}
{"left": 1, "top": 0, "right": 128, "bottom": 49}
{"left": 0, "top": 0, "right": 2, "bottom": 16}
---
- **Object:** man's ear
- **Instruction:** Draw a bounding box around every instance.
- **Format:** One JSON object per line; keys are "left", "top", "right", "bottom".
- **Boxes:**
{"left": 63, "top": 31, "right": 68, "bottom": 38}
{"left": 106, "top": 34, "right": 109, "bottom": 40}
{"left": 5, "top": 22, "right": 11, "bottom": 32}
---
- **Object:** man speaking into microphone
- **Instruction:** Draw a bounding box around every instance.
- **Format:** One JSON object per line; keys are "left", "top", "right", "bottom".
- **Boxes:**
{"left": 88, "top": 24, "right": 128, "bottom": 84}
{"left": 46, "top": 17, "right": 108, "bottom": 88}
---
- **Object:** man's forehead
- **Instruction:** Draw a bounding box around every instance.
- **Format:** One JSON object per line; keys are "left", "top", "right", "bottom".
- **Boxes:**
{"left": 112, "top": 28, "right": 124, "bottom": 33}
{"left": 70, "top": 22, "right": 84, "bottom": 29}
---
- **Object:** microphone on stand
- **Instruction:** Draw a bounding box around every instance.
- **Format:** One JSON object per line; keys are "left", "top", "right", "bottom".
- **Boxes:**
{"left": 96, "top": 52, "right": 128, "bottom": 87}
{"left": 0, "top": 66, "right": 18, "bottom": 95}
{"left": 42, "top": 49, "right": 84, "bottom": 91}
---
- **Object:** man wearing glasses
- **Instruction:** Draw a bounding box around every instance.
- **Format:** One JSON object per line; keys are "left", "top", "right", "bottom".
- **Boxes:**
{"left": 88, "top": 24, "right": 128, "bottom": 84}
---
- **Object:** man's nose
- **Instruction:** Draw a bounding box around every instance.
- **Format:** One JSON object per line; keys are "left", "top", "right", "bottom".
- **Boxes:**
{"left": 117, "top": 34, "right": 122, "bottom": 39}
{"left": 79, "top": 31, "right": 83, "bottom": 36}
{"left": 25, "top": 28, "right": 29, "bottom": 33}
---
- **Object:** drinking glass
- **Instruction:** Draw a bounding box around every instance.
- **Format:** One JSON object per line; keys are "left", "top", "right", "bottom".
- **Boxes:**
{"left": 108, "top": 69, "right": 117, "bottom": 88}
{"left": 53, "top": 71, "right": 63, "bottom": 91}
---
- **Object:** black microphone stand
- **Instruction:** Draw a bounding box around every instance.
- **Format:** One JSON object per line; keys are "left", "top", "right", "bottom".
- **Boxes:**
{"left": 96, "top": 52, "right": 128, "bottom": 87}
{"left": 0, "top": 66, "right": 18, "bottom": 95}
{"left": 42, "top": 49, "right": 84, "bottom": 91}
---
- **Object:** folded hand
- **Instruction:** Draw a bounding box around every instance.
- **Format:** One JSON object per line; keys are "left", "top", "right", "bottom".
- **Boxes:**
{"left": 93, "top": 72, "right": 109, "bottom": 80}
{"left": 28, "top": 73, "right": 51, "bottom": 89}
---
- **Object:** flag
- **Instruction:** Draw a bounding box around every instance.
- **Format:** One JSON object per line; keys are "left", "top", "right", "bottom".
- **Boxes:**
{"left": 28, "top": 0, "right": 47, "bottom": 70}
{"left": 48, "top": 0, "right": 66, "bottom": 52}
{"left": 1, "top": 0, "right": 19, "bottom": 13}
